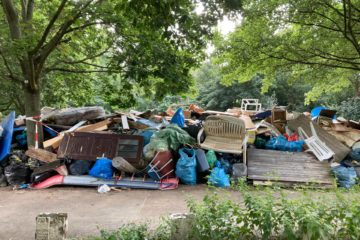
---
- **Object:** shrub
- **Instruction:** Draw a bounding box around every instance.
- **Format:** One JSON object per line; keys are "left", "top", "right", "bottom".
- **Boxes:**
{"left": 333, "top": 97, "right": 360, "bottom": 121}
{"left": 91, "top": 185, "right": 360, "bottom": 240}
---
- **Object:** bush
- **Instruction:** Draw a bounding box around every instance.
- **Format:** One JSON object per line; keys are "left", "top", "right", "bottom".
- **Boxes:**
{"left": 90, "top": 185, "right": 360, "bottom": 240}
{"left": 188, "top": 185, "right": 360, "bottom": 240}
{"left": 333, "top": 97, "right": 360, "bottom": 121}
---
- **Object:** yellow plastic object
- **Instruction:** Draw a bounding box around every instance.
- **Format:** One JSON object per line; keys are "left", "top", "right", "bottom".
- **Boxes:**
{"left": 247, "top": 129, "right": 256, "bottom": 144}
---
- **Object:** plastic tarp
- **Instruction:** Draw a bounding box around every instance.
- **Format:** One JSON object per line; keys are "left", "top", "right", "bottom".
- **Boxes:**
{"left": 0, "top": 111, "right": 15, "bottom": 162}
{"left": 145, "top": 124, "right": 195, "bottom": 159}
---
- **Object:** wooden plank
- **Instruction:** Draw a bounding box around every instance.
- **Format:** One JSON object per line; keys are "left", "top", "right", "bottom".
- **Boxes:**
{"left": 43, "top": 119, "right": 111, "bottom": 149}
{"left": 288, "top": 114, "right": 350, "bottom": 162}
{"left": 76, "top": 119, "right": 111, "bottom": 132}
{"left": 327, "top": 130, "right": 357, "bottom": 147}
{"left": 33, "top": 160, "right": 62, "bottom": 175}
{"left": 25, "top": 146, "right": 58, "bottom": 163}
{"left": 247, "top": 149, "right": 334, "bottom": 185}
{"left": 121, "top": 115, "right": 130, "bottom": 130}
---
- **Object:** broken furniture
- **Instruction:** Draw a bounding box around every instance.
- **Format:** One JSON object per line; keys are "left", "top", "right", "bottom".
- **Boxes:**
{"left": 247, "top": 148, "right": 334, "bottom": 188}
{"left": 271, "top": 106, "right": 287, "bottom": 125}
{"left": 241, "top": 99, "right": 262, "bottom": 112}
{"left": 298, "top": 122, "right": 334, "bottom": 161}
{"left": 197, "top": 115, "right": 247, "bottom": 163}
{"left": 57, "top": 132, "right": 144, "bottom": 167}
{"left": 314, "top": 109, "right": 337, "bottom": 126}
{"left": 288, "top": 115, "right": 350, "bottom": 162}
{"left": 146, "top": 150, "right": 175, "bottom": 180}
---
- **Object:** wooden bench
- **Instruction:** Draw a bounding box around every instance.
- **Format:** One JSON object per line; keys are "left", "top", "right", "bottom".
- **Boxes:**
{"left": 197, "top": 115, "right": 247, "bottom": 164}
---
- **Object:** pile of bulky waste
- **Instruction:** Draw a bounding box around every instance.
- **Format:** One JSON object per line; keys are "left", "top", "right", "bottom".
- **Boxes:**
{"left": 0, "top": 100, "right": 359, "bottom": 192}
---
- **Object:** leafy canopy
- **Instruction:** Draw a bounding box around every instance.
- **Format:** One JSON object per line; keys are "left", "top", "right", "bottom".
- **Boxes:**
{"left": 213, "top": 0, "right": 360, "bottom": 103}
{"left": 0, "top": 0, "right": 242, "bottom": 113}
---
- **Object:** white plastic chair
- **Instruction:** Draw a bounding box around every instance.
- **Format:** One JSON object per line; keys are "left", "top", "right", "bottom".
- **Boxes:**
{"left": 298, "top": 122, "right": 334, "bottom": 161}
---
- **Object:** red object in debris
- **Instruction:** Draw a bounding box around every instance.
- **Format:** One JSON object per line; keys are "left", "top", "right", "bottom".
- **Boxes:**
{"left": 30, "top": 175, "right": 64, "bottom": 189}
{"left": 283, "top": 133, "right": 299, "bottom": 142}
{"left": 160, "top": 178, "right": 179, "bottom": 190}
{"left": 152, "top": 150, "right": 176, "bottom": 178}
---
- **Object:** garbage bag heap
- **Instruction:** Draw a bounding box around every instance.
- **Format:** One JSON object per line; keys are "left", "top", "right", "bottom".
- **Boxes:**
{"left": 1, "top": 101, "right": 360, "bottom": 191}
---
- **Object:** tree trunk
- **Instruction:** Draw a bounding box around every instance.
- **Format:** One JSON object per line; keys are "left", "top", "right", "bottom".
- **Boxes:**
{"left": 24, "top": 85, "right": 43, "bottom": 148}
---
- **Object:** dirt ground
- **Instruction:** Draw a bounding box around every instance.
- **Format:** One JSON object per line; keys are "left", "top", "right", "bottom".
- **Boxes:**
{"left": 0, "top": 184, "right": 214, "bottom": 240}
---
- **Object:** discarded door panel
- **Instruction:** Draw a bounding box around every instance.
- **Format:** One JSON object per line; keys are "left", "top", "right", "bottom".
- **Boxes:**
{"left": 57, "top": 132, "right": 144, "bottom": 164}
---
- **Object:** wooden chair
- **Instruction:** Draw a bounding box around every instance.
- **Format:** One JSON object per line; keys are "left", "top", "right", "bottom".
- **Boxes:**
{"left": 197, "top": 115, "right": 248, "bottom": 164}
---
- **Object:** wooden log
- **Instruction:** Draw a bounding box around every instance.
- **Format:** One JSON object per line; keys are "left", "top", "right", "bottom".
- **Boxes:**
{"left": 25, "top": 146, "right": 57, "bottom": 163}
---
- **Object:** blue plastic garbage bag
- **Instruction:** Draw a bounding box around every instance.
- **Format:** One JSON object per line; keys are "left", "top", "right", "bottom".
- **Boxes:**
{"left": 175, "top": 148, "right": 197, "bottom": 185}
{"left": 350, "top": 149, "right": 360, "bottom": 162}
{"left": 208, "top": 160, "right": 230, "bottom": 187}
{"left": 15, "top": 132, "right": 27, "bottom": 148}
{"left": 220, "top": 159, "right": 232, "bottom": 175}
{"left": 170, "top": 108, "right": 185, "bottom": 128}
{"left": 89, "top": 158, "right": 114, "bottom": 180}
{"left": 332, "top": 165, "right": 357, "bottom": 189}
{"left": 265, "top": 136, "right": 304, "bottom": 152}
{"left": 140, "top": 130, "right": 156, "bottom": 146}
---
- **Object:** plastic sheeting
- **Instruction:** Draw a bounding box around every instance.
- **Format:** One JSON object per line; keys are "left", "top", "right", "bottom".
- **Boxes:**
{"left": 0, "top": 111, "right": 15, "bottom": 162}
{"left": 146, "top": 124, "right": 195, "bottom": 159}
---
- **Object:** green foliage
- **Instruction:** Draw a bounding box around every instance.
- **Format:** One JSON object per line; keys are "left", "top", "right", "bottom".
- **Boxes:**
{"left": 136, "top": 95, "right": 191, "bottom": 113}
{"left": 213, "top": 0, "right": 360, "bottom": 104}
{"left": 194, "top": 61, "right": 276, "bottom": 111}
{"left": 89, "top": 223, "right": 170, "bottom": 240}
{"left": 332, "top": 97, "right": 360, "bottom": 121}
{"left": 188, "top": 186, "right": 360, "bottom": 240}
{"left": 87, "top": 185, "right": 360, "bottom": 240}
{"left": 0, "top": 0, "right": 242, "bottom": 114}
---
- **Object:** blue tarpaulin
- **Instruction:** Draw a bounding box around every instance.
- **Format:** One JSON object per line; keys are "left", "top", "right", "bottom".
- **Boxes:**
{"left": 0, "top": 111, "right": 15, "bottom": 162}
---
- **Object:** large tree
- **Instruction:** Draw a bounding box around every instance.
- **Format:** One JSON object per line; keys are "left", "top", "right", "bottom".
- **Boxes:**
{"left": 0, "top": 0, "right": 241, "bottom": 146}
{"left": 214, "top": 0, "right": 360, "bottom": 103}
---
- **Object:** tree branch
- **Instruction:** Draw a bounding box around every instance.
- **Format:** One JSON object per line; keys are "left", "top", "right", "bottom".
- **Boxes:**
{"left": 26, "top": 0, "right": 34, "bottom": 22}
{"left": 0, "top": 51, "right": 23, "bottom": 83}
{"left": 20, "top": 0, "right": 26, "bottom": 21}
{"left": 1, "top": 0, "right": 22, "bottom": 39}
{"left": 60, "top": 48, "right": 109, "bottom": 64}
{"left": 65, "top": 21, "right": 110, "bottom": 33}
{"left": 46, "top": 68, "right": 115, "bottom": 73}
{"left": 30, "top": 0, "right": 68, "bottom": 54}
{"left": 35, "top": 0, "right": 95, "bottom": 81}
